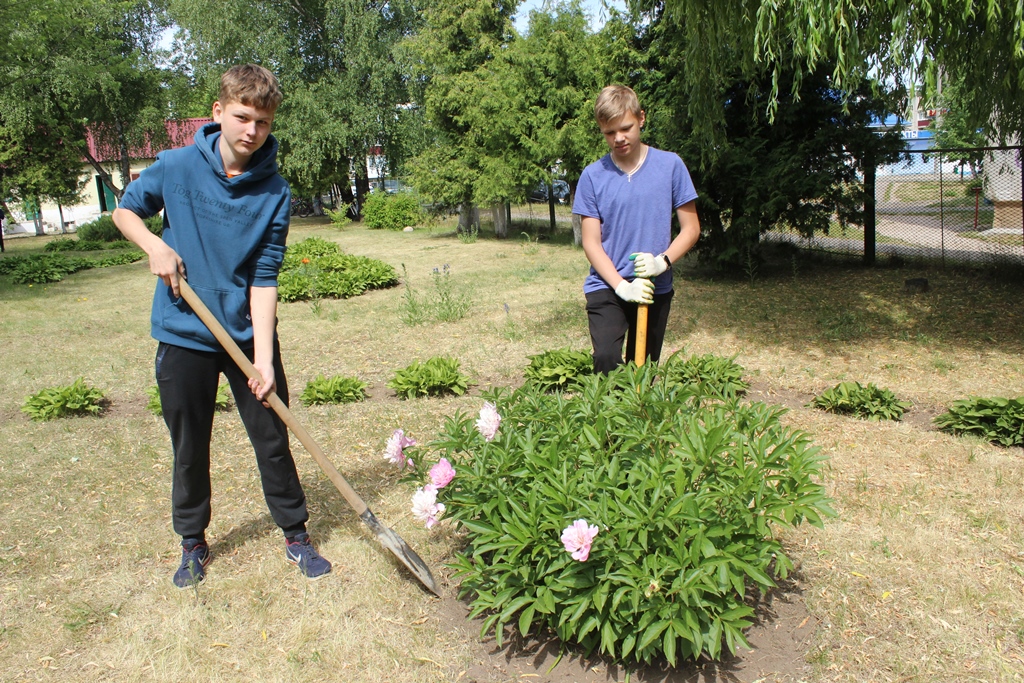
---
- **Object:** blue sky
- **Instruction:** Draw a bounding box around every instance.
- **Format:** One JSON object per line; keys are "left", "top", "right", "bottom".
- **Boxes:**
{"left": 513, "top": 0, "right": 627, "bottom": 33}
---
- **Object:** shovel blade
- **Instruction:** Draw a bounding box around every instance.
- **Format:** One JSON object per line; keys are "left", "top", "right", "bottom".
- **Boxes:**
{"left": 360, "top": 508, "right": 441, "bottom": 596}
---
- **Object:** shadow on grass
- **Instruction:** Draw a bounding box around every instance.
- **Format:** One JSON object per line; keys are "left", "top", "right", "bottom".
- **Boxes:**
{"left": 673, "top": 250, "right": 1024, "bottom": 355}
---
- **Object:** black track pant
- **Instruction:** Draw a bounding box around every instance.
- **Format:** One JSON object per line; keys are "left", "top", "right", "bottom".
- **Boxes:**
{"left": 155, "top": 341, "right": 308, "bottom": 540}
{"left": 585, "top": 288, "right": 674, "bottom": 374}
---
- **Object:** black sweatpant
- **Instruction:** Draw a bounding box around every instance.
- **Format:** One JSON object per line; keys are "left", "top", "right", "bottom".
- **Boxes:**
{"left": 155, "top": 341, "right": 308, "bottom": 540}
{"left": 585, "top": 287, "right": 674, "bottom": 374}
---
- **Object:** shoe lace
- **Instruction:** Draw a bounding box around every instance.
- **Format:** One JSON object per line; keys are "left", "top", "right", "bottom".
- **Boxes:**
{"left": 289, "top": 538, "right": 321, "bottom": 571}
{"left": 181, "top": 544, "right": 206, "bottom": 575}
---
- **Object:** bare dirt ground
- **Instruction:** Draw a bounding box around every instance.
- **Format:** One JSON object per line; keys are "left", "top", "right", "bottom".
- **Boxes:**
{"left": 437, "top": 575, "right": 815, "bottom": 683}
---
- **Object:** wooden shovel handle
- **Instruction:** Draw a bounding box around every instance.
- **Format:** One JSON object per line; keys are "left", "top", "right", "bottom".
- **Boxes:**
{"left": 635, "top": 303, "right": 648, "bottom": 366}
{"left": 178, "top": 279, "right": 369, "bottom": 517}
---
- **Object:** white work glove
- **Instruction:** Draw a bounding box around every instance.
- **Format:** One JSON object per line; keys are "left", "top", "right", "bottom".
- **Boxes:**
{"left": 630, "top": 252, "right": 670, "bottom": 278}
{"left": 614, "top": 278, "right": 654, "bottom": 304}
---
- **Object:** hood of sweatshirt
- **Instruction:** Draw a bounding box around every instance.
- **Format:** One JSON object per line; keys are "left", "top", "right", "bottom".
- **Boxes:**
{"left": 194, "top": 122, "right": 281, "bottom": 185}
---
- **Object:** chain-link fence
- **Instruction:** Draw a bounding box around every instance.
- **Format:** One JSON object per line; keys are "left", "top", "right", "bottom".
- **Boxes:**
{"left": 765, "top": 145, "right": 1024, "bottom": 267}
{"left": 509, "top": 200, "right": 574, "bottom": 230}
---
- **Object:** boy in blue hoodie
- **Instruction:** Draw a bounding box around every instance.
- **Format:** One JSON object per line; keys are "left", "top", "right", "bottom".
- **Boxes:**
{"left": 113, "top": 64, "right": 331, "bottom": 587}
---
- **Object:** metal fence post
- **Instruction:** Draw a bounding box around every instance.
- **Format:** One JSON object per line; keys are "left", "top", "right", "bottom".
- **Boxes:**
{"left": 939, "top": 152, "right": 945, "bottom": 267}
{"left": 864, "top": 159, "right": 876, "bottom": 265}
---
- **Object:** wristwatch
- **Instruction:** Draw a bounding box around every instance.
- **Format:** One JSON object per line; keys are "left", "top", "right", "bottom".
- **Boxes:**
{"left": 660, "top": 253, "right": 672, "bottom": 269}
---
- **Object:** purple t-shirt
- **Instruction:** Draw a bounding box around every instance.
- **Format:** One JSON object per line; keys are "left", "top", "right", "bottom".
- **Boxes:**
{"left": 572, "top": 147, "right": 698, "bottom": 294}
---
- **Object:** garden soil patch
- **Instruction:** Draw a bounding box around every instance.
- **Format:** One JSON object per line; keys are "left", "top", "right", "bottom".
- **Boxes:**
{"left": 437, "top": 577, "right": 815, "bottom": 683}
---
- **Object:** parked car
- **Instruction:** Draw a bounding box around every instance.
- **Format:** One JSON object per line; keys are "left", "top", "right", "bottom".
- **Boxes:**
{"left": 527, "top": 180, "right": 570, "bottom": 204}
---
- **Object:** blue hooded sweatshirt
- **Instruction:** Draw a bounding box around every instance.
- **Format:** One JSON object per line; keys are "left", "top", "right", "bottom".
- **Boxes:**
{"left": 119, "top": 122, "right": 290, "bottom": 352}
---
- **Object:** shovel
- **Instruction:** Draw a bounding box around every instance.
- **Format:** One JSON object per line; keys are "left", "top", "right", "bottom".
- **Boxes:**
{"left": 635, "top": 303, "right": 648, "bottom": 366}
{"left": 178, "top": 279, "right": 441, "bottom": 596}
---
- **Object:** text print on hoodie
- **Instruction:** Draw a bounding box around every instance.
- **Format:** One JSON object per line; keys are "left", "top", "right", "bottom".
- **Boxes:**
{"left": 119, "top": 122, "right": 290, "bottom": 352}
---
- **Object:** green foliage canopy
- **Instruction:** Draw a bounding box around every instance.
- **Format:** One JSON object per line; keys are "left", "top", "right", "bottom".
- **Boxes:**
{"left": 637, "top": 0, "right": 1024, "bottom": 143}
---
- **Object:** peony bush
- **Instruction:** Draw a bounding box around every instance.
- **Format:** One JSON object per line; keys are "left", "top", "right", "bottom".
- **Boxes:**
{"left": 394, "top": 363, "right": 834, "bottom": 665}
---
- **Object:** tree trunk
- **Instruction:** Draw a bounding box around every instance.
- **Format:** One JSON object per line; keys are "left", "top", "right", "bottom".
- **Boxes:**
{"left": 312, "top": 194, "right": 324, "bottom": 216}
{"left": 547, "top": 181, "right": 557, "bottom": 232}
{"left": 354, "top": 157, "right": 370, "bottom": 220}
{"left": 491, "top": 202, "right": 508, "bottom": 238}
{"left": 58, "top": 203, "right": 66, "bottom": 233}
{"left": 458, "top": 202, "right": 479, "bottom": 233}
{"left": 115, "top": 117, "right": 131, "bottom": 197}
{"left": 33, "top": 198, "right": 44, "bottom": 236}
{"left": 82, "top": 148, "right": 123, "bottom": 203}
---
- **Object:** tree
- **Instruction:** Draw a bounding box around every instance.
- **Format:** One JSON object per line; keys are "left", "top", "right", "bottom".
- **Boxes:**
{"left": 170, "top": 0, "right": 420, "bottom": 216}
{"left": 401, "top": 0, "right": 517, "bottom": 231}
{"left": 629, "top": 4, "right": 904, "bottom": 267}
{"left": 929, "top": 79, "right": 988, "bottom": 178}
{"left": 0, "top": 0, "right": 172, "bottom": 202}
{"left": 0, "top": 111, "right": 87, "bottom": 233}
{"left": 505, "top": 3, "right": 609, "bottom": 242}
{"left": 632, "top": 0, "right": 1024, "bottom": 153}
{"left": 405, "top": 0, "right": 611, "bottom": 239}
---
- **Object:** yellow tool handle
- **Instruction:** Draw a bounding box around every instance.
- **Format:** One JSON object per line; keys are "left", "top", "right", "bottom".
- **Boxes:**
{"left": 635, "top": 304, "right": 648, "bottom": 366}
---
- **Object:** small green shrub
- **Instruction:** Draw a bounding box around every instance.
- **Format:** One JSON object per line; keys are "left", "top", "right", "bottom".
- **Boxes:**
{"left": 524, "top": 348, "right": 594, "bottom": 392}
{"left": 429, "top": 264, "right": 470, "bottom": 322}
{"left": 45, "top": 238, "right": 79, "bottom": 252}
{"left": 286, "top": 236, "right": 341, "bottom": 260}
{"left": 75, "top": 215, "right": 120, "bottom": 242}
{"left": 363, "top": 190, "right": 422, "bottom": 231}
{"left": 663, "top": 352, "right": 749, "bottom": 400}
{"left": 76, "top": 214, "right": 161, "bottom": 242}
{"left": 300, "top": 375, "right": 368, "bottom": 406}
{"left": 811, "top": 381, "right": 911, "bottom": 421}
{"left": 457, "top": 225, "right": 479, "bottom": 244}
{"left": 388, "top": 357, "right": 470, "bottom": 399}
{"left": 278, "top": 237, "right": 397, "bottom": 302}
{"left": 46, "top": 237, "right": 128, "bottom": 253}
{"left": 424, "top": 364, "right": 834, "bottom": 665}
{"left": 398, "top": 265, "right": 427, "bottom": 325}
{"left": 146, "top": 384, "right": 231, "bottom": 416}
{"left": 934, "top": 396, "right": 1024, "bottom": 447}
{"left": 22, "top": 379, "right": 105, "bottom": 420}
{"left": 324, "top": 203, "right": 352, "bottom": 227}
{"left": 0, "top": 255, "right": 27, "bottom": 275}
{"left": 398, "top": 264, "right": 471, "bottom": 325}
{"left": 94, "top": 251, "right": 145, "bottom": 268}
{"left": 10, "top": 255, "right": 91, "bottom": 284}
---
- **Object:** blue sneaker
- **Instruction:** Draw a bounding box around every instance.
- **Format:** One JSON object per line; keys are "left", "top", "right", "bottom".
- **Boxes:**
{"left": 173, "top": 539, "right": 210, "bottom": 588}
{"left": 285, "top": 533, "right": 332, "bottom": 579}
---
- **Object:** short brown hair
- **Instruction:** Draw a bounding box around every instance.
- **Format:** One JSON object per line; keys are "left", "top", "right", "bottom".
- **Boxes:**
{"left": 594, "top": 84, "right": 642, "bottom": 124}
{"left": 219, "top": 64, "right": 283, "bottom": 112}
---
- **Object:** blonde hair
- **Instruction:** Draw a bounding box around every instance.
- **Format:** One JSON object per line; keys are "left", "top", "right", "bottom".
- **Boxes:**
{"left": 219, "top": 64, "right": 283, "bottom": 112}
{"left": 594, "top": 84, "right": 642, "bottom": 124}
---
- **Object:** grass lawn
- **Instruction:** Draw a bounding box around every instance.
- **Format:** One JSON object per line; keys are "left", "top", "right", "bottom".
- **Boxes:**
{"left": 1, "top": 218, "right": 1023, "bottom": 682}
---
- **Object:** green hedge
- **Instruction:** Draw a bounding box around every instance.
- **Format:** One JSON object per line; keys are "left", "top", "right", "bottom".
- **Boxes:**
{"left": 76, "top": 214, "right": 162, "bottom": 242}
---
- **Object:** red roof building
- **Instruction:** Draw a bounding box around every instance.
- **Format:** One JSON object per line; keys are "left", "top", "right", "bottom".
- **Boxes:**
{"left": 84, "top": 118, "right": 212, "bottom": 163}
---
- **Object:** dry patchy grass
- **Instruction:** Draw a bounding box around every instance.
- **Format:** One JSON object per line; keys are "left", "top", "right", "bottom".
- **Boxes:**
{"left": 1, "top": 220, "right": 1023, "bottom": 682}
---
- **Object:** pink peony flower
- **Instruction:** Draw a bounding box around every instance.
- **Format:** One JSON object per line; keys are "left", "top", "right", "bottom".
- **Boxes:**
{"left": 384, "top": 429, "right": 416, "bottom": 467}
{"left": 561, "top": 519, "right": 599, "bottom": 562}
{"left": 411, "top": 484, "right": 446, "bottom": 528}
{"left": 428, "top": 458, "right": 456, "bottom": 488}
{"left": 475, "top": 402, "right": 501, "bottom": 441}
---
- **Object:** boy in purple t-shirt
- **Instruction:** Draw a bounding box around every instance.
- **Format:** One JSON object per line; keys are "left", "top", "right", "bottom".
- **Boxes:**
{"left": 572, "top": 84, "right": 701, "bottom": 373}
